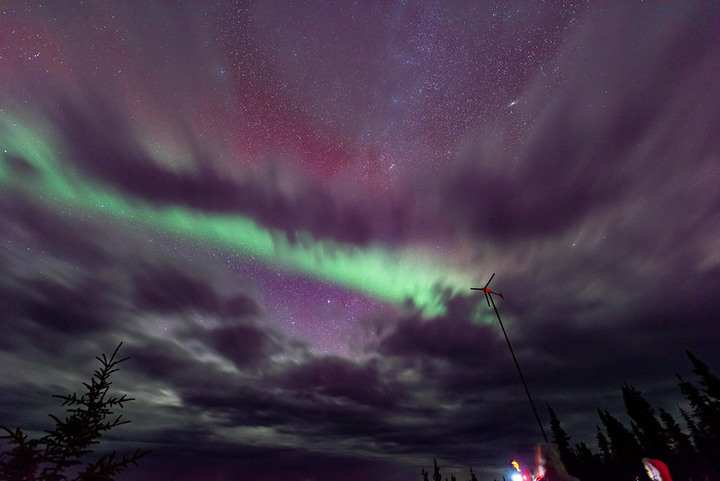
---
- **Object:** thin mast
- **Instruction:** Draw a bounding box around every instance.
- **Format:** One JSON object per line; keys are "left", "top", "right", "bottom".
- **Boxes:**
{"left": 472, "top": 274, "right": 548, "bottom": 443}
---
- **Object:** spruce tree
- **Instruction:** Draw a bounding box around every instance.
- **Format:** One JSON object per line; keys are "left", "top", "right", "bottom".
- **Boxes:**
{"left": 678, "top": 351, "right": 720, "bottom": 477}
{"left": 432, "top": 458, "right": 442, "bottom": 481}
{"left": 621, "top": 384, "right": 669, "bottom": 458}
{"left": 597, "top": 409, "right": 642, "bottom": 478}
{"left": 678, "top": 374, "right": 718, "bottom": 454}
{"left": 469, "top": 466, "right": 478, "bottom": 481}
{"left": 573, "top": 441, "right": 603, "bottom": 481}
{"left": 658, "top": 407, "right": 693, "bottom": 458}
{"left": 0, "top": 343, "right": 149, "bottom": 481}
{"left": 595, "top": 428, "right": 611, "bottom": 464}
{"left": 547, "top": 406, "right": 573, "bottom": 462}
{"left": 686, "top": 350, "right": 720, "bottom": 401}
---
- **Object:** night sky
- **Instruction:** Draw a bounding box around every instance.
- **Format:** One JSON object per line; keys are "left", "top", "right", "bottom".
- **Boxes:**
{"left": 1, "top": 2, "right": 719, "bottom": 480}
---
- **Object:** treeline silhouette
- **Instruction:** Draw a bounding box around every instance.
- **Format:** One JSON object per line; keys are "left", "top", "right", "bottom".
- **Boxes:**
{"left": 425, "top": 350, "right": 719, "bottom": 481}
{"left": 421, "top": 458, "right": 480, "bottom": 481}
{"left": 549, "top": 350, "right": 719, "bottom": 481}
{"left": 421, "top": 350, "right": 720, "bottom": 481}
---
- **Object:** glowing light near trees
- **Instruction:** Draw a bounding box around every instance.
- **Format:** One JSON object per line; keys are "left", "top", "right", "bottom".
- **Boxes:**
{"left": 510, "top": 460, "right": 530, "bottom": 481}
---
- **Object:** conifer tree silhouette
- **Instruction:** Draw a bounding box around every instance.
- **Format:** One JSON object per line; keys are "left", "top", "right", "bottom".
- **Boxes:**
{"left": 548, "top": 404, "right": 575, "bottom": 470}
{"left": 468, "top": 466, "right": 478, "bottom": 481}
{"left": 432, "top": 458, "right": 442, "bottom": 481}
{"left": 421, "top": 351, "right": 720, "bottom": 480}
{"left": 0, "top": 343, "right": 149, "bottom": 481}
{"left": 621, "top": 384, "right": 670, "bottom": 459}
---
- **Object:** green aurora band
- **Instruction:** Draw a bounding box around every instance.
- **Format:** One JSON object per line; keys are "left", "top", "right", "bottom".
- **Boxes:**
{"left": 0, "top": 110, "right": 488, "bottom": 319}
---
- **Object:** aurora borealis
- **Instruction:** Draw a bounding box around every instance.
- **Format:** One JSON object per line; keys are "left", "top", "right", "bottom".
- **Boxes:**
{"left": 1, "top": 2, "right": 720, "bottom": 480}
{"left": 0, "top": 110, "right": 466, "bottom": 319}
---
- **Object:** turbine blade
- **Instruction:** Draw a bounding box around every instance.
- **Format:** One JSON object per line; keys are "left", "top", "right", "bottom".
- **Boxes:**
{"left": 484, "top": 272, "right": 496, "bottom": 289}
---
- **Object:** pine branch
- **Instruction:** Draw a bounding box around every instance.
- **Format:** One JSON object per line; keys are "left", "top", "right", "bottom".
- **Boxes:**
{"left": 0, "top": 342, "right": 150, "bottom": 481}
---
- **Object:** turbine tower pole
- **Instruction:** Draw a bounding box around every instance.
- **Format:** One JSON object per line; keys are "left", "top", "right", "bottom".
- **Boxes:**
{"left": 473, "top": 274, "right": 548, "bottom": 443}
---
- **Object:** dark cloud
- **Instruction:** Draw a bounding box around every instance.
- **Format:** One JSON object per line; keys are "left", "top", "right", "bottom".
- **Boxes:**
{"left": 203, "top": 324, "right": 279, "bottom": 367}
{"left": 121, "top": 339, "right": 201, "bottom": 381}
{"left": 0, "top": 270, "right": 120, "bottom": 357}
{"left": 378, "top": 313, "right": 499, "bottom": 367}
{"left": 279, "top": 356, "right": 404, "bottom": 409}
{"left": 130, "top": 264, "right": 259, "bottom": 317}
{"left": 7, "top": 278, "right": 107, "bottom": 334}
{"left": 3, "top": 153, "right": 38, "bottom": 177}
{"left": 437, "top": 4, "right": 720, "bottom": 240}
{"left": 0, "top": 193, "right": 111, "bottom": 266}
{"left": 222, "top": 293, "right": 262, "bottom": 319}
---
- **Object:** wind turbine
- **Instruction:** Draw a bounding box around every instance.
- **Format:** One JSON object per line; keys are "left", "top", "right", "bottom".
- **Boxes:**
{"left": 470, "top": 272, "right": 504, "bottom": 306}
{"left": 471, "top": 273, "right": 548, "bottom": 443}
